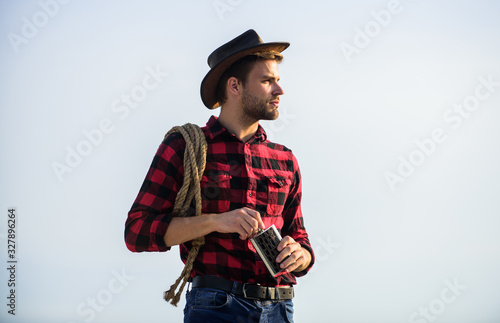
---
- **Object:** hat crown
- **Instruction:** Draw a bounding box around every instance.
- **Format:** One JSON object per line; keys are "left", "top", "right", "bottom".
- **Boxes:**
{"left": 207, "top": 29, "right": 263, "bottom": 68}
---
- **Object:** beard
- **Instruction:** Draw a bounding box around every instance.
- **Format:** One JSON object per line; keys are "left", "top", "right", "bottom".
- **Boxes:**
{"left": 241, "top": 88, "right": 279, "bottom": 124}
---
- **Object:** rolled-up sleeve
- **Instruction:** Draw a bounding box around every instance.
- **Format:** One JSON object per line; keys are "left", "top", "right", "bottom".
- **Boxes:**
{"left": 124, "top": 133, "right": 185, "bottom": 252}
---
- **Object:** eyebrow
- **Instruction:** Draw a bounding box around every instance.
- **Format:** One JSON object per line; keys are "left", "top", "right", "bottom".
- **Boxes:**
{"left": 261, "top": 74, "right": 280, "bottom": 81}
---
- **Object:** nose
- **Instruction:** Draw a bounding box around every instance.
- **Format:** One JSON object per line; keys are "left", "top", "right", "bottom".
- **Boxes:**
{"left": 273, "top": 82, "right": 285, "bottom": 96}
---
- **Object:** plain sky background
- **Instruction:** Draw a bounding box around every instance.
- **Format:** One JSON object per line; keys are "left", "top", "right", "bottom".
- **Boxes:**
{"left": 1, "top": 1, "right": 500, "bottom": 322}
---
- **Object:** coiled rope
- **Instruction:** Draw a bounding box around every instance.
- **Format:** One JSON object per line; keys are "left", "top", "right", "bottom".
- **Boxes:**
{"left": 163, "top": 123, "right": 207, "bottom": 306}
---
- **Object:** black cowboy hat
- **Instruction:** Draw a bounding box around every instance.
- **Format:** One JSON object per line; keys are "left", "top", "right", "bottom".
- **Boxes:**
{"left": 200, "top": 29, "right": 289, "bottom": 109}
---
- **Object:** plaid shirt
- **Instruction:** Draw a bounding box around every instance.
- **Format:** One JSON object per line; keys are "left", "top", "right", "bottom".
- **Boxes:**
{"left": 125, "top": 116, "right": 314, "bottom": 286}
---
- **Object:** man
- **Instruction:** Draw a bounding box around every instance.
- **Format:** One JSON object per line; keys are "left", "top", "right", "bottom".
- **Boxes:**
{"left": 125, "top": 29, "right": 314, "bottom": 322}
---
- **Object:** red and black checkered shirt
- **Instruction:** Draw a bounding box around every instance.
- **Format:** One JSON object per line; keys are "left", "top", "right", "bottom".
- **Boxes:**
{"left": 125, "top": 116, "right": 314, "bottom": 286}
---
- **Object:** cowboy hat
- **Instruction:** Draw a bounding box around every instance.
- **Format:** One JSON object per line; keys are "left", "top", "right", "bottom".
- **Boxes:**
{"left": 200, "top": 29, "right": 289, "bottom": 109}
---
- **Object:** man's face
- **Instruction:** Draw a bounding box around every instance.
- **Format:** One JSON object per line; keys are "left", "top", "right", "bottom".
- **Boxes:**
{"left": 240, "top": 59, "right": 284, "bottom": 122}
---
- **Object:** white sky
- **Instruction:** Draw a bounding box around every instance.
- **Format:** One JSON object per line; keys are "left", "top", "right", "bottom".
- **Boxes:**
{"left": 1, "top": 1, "right": 500, "bottom": 322}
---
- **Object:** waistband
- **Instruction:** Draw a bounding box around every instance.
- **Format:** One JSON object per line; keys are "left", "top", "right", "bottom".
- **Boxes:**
{"left": 191, "top": 275, "right": 294, "bottom": 300}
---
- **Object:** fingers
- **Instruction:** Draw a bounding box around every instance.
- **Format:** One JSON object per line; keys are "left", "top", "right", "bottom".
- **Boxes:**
{"left": 242, "top": 207, "right": 265, "bottom": 230}
{"left": 281, "top": 255, "right": 302, "bottom": 273}
{"left": 214, "top": 207, "right": 265, "bottom": 240}
{"left": 276, "top": 236, "right": 304, "bottom": 272}
{"left": 277, "top": 235, "right": 291, "bottom": 251}
{"left": 236, "top": 208, "right": 263, "bottom": 240}
{"left": 237, "top": 217, "right": 254, "bottom": 240}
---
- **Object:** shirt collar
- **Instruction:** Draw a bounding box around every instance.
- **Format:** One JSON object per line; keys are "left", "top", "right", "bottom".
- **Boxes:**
{"left": 205, "top": 115, "right": 268, "bottom": 142}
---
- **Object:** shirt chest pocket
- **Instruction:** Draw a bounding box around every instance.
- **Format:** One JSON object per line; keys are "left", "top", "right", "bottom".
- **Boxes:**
{"left": 266, "top": 175, "right": 293, "bottom": 216}
{"left": 200, "top": 164, "right": 232, "bottom": 213}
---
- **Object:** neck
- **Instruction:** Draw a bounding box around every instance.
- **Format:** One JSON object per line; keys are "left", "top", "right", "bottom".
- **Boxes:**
{"left": 218, "top": 106, "right": 259, "bottom": 142}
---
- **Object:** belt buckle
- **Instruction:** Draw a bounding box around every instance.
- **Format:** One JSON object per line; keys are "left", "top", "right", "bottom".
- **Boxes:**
{"left": 242, "top": 283, "right": 261, "bottom": 300}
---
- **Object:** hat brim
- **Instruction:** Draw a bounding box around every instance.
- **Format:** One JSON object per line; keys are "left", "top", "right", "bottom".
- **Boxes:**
{"left": 200, "top": 42, "right": 289, "bottom": 109}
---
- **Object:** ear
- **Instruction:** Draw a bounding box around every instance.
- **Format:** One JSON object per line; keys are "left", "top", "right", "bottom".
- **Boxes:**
{"left": 226, "top": 76, "right": 242, "bottom": 97}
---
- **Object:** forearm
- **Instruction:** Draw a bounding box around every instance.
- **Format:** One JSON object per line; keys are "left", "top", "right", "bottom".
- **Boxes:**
{"left": 163, "top": 207, "right": 265, "bottom": 247}
{"left": 163, "top": 214, "right": 217, "bottom": 247}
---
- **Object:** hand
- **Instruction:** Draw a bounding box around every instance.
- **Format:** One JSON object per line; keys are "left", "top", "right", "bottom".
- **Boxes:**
{"left": 276, "top": 236, "right": 311, "bottom": 273}
{"left": 212, "top": 207, "right": 265, "bottom": 240}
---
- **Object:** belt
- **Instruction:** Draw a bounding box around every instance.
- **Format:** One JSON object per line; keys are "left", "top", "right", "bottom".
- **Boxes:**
{"left": 191, "top": 276, "right": 294, "bottom": 300}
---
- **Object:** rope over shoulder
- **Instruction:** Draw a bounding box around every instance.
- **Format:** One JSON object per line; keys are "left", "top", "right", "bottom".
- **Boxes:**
{"left": 163, "top": 123, "right": 207, "bottom": 306}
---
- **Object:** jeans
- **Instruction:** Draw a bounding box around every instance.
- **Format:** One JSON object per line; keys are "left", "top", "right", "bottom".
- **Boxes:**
{"left": 183, "top": 287, "right": 294, "bottom": 323}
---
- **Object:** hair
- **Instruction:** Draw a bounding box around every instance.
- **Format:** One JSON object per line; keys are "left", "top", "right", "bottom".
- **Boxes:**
{"left": 216, "top": 51, "right": 284, "bottom": 106}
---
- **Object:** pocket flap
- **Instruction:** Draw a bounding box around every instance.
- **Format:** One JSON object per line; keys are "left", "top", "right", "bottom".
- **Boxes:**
{"left": 267, "top": 176, "right": 292, "bottom": 187}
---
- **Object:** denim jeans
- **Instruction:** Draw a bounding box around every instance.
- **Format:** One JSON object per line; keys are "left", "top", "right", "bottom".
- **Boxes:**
{"left": 183, "top": 286, "right": 294, "bottom": 323}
